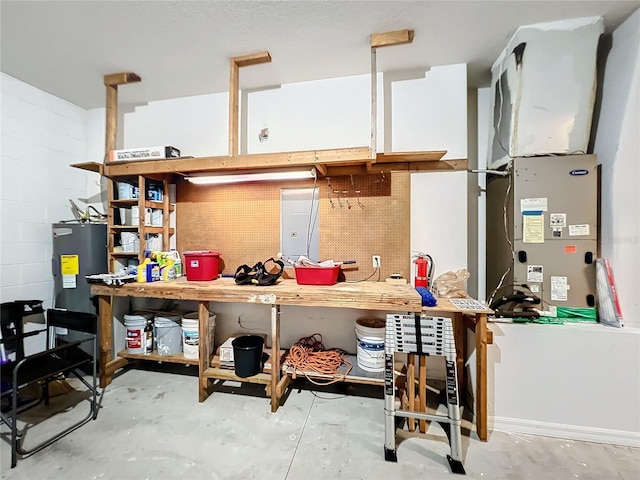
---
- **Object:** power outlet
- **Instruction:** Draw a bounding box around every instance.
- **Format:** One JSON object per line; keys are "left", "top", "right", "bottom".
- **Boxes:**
{"left": 372, "top": 255, "right": 381, "bottom": 269}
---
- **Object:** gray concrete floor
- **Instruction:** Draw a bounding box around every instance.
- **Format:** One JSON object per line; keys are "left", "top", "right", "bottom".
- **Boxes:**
{"left": 1, "top": 365, "right": 639, "bottom": 479}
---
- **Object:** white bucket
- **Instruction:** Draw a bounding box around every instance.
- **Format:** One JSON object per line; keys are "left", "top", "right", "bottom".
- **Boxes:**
{"left": 124, "top": 313, "right": 152, "bottom": 354}
{"left": 155, "top": 314, "right": 182, "bottom": 356}
{"left": 181, "top": 312, "right": 216, "bottom": 360}
{"left": 355, "top": 316, "right": 385, "bottom": 372}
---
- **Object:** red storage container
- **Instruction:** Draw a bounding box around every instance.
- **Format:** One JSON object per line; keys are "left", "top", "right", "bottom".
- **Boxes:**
{"left": 183, "top": 251, "right": 220, "bottom": 281}
{"left": 294, "top": 265, "right": 340, "bottom": 285}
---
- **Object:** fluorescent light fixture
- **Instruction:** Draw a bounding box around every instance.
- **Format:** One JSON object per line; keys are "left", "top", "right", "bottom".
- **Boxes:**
{"left": 187, "top": 167, "right": 317, "bottom": 185}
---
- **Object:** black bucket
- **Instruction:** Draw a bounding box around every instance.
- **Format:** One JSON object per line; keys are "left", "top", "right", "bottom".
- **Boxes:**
{"left": 232, "top": 335, "right": 265, "bottom": 378}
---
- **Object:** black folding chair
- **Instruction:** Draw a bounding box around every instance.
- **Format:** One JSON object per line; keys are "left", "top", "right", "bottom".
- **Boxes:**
{"left": 0, "top": 308, "right": 99, "bottom": 468}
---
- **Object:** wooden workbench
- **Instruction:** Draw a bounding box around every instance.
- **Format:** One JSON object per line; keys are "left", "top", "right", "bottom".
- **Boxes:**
{"left": 90, "top": 278, "right": 491, "bottom": 440}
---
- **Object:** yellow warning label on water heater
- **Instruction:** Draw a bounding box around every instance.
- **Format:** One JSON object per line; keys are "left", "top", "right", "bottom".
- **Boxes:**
{"left": 60, "top": 255, "right": 79, "bottom": 275}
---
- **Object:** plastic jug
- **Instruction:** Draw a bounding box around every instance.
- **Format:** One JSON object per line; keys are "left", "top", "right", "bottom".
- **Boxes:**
{"left": 170, "top": 250, "right": 182, "bottom": 277}
{"left": 137, "top": 258, "right": 151, "bottom": 282}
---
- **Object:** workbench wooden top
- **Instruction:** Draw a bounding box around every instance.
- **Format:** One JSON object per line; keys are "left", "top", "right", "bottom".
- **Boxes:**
{"left": 90, "top": 277, "right": 423, "bottom": 312}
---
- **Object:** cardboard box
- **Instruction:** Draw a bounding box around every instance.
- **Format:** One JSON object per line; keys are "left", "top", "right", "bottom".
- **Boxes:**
{"left": 218, "top": 332, "right": 268, "bottom": 365}
{"left": 109, "top": 145, "right": 181, "bottom": 162}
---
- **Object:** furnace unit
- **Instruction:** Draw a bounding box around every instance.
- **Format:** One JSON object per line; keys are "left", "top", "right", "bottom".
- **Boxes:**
{"left": 486, "top": 154, "right": 598, "bottom": 310}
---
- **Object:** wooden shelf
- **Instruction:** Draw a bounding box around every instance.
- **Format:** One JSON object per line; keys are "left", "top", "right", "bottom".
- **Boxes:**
{"left": 110, "top": 252, "right": 139, "bottom": 257}
{"left": 70, "top": 161, "right": 103, "bottom": 175}
{"left": 118, "top": 349, "right": 198, "bottom": 366}
{"left": 144, "top": 226, "right": 174, "bottom": 235}
{"left": 202, "top": 366, "right": 272, "bottom": 385}
{"left": 110, "top": 199, "right": 138, "bottom": 208}
{"left": 110, "top": 199, "right": 175, "bottom": 211}
{"left": 283, "top": 354, "right": 383, "bottom": 386}
{"left": 146, "top": 200, "right": 174, "bottom": 211}
{"left": 110, "top": 226, "right": 174, "bottom": 234}
{"left": 209, "top": 352, "right": 383, "bottom": 387}
{"left": 72, "top": 148, "right": 466, "bottom": 179}
{"left": 110, "top": 225, "right": 138, "bottom": 232}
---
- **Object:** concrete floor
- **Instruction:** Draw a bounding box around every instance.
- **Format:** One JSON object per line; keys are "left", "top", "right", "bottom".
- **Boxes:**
{"left": 1, "top": 365, "right": 639, "bottom": 479}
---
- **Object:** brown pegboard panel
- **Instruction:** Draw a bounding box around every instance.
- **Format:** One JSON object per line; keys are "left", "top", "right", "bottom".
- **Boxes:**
{"left": 176, "top": 172, "right": 410, "bottom": 281}
{"left": 320, "top": 172, "right": 410, "bottom": 281}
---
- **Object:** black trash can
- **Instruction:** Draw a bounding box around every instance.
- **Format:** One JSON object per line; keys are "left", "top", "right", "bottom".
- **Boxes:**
{"left": 232, "top": 335, "right": 265, "bottom": 378}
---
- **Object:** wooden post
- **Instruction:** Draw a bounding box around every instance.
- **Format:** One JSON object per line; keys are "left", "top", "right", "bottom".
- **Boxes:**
{"left": 369, "top": 29, "right": 414, "bottom": 160}
{"left": 102, "top": 72, "right": 141, "bottom": 272}
{"left": 370, "top": 47, "right": 377, "bottom": 159}
{"left": 228, "top": 59, "right": 240, "bottom": 156}
{"left": 453, "top": 312, "right": 466, "bottom": 393}
{"left": 228, "top": 52, "right": 272, "bottom": 157}
{"left": 198, "top": 301, "right": 212, "bottom": 402}
{"left": 476, "top": 313, "right": 488, "bottom": 441}
{"left": 98, "top": 295, "right": 112, "bottom": 388}
{"left": 407, "top": 354, "right": 416, "bottom": 431}
{"left": 418, "top": 356, "right": 427, "bottom": 433}
{"left": 270, "top": 304, "right": 281, "bottom": 412}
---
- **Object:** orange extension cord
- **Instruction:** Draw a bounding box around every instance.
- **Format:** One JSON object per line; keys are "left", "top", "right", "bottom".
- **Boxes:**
{"left": 284, "top": 335, "right": 352, "bottom": 386}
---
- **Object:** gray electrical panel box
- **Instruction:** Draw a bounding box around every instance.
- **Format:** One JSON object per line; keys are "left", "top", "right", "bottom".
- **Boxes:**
{"left": 486, "top": 154, "right": 598, "bottom": 308}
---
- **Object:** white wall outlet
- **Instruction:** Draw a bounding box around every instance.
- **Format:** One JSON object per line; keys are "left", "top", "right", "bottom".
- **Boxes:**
{"left": 372, "top": 255, "right": 381, "bottom": 268}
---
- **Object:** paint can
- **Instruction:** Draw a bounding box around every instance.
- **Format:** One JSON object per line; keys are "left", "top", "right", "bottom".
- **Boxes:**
{"left": 355, "top": 316, "right": 385, "bottom": 372}
{"left": 154, "top": 314, "right": 182, "bottom": 356}
{"left": 181, "top": 312, "right": 216, "bottom": 360}
{"left": 124, "top": 313, "right": 153, "bottom": 354}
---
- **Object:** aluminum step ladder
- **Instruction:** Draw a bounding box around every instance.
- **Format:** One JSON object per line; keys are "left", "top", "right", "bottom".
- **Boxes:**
{"left": 384, "top": 313, "right": 466, "bottom": 475}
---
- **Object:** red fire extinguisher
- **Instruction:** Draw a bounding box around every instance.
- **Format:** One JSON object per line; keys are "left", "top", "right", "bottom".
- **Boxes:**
{"left": 413, "top": 253, "right": 434, "bottom": 289}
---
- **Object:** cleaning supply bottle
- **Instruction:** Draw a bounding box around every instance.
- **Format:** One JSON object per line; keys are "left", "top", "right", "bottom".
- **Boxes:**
{"left": 164, "top": 257, "right": 176, "bottom": 280}
{"left": 144, "top": 319, "right": 154, "bottom": 355}
{"left": 170, "top": 249, "right": 182, "bottom": 277}
{"left": 137, "top": 257, "right": 151, "bottom": 282}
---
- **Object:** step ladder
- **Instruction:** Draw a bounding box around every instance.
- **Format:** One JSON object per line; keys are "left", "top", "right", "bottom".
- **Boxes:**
{"left": 383, "top": 313, "right": 466, "bottom": 475}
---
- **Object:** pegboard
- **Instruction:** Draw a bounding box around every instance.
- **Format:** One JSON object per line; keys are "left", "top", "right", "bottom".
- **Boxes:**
{"left": 319, "top": 172, "right": 410, "bottom": 281}
{"left": 176, "top": 172, "right": 411, "bottom": 281}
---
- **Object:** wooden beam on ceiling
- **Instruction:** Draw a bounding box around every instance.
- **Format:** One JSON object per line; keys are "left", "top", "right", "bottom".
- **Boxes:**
{"left": 103, "top": 72, "right": 141, "bottom": 86}
{"left": 231, "top": 51, "right": 272, "bottom": 67}
{"left": 371, "top": 29, "right": 415, "bottom": 48}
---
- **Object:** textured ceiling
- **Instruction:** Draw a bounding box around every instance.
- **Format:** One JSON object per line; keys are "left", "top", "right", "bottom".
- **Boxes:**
{"left": 1, "top": 1, "right": 638, "bottom": 109}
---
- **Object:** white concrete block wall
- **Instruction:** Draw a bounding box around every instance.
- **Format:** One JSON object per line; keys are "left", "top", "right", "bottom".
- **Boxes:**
{"left": 0, "top": 73, "right": 95, "bottom": 354}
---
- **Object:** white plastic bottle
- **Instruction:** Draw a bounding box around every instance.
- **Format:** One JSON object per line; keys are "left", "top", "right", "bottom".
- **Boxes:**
{"left": 170, "top": 249, "right": 182, "bottom": 277}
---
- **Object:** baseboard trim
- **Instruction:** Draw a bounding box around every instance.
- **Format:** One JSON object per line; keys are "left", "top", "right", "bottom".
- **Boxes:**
{"left": 491, "top": 416, "right": 640, "bottom": 448}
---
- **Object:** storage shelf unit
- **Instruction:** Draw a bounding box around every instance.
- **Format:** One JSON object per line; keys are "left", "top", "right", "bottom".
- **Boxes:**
{"left": 107, "top": 173, "right": 174, "bottom": 272}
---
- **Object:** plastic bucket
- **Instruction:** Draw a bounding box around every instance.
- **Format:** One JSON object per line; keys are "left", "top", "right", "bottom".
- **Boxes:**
{"left": 181, "top": 312, "right": 216, "bottom": 360}
{"left": 355, "top": 316, "right": 385, "bottom": 372}
{"left": 154, "top": 314, "right": 182, "bottom": 356}
{"left": 232, "top": 335, "right": 265, "bottom": 378}
{"left": 124, "top": 313, "right": 152, "bottom": 354}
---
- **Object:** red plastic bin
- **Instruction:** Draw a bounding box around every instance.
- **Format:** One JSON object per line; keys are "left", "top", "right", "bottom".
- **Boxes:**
{"left": 294, "top": 265, "right": 340, "bottom": 285}
{"left": 183, "top": 251, "right": 220, "bottom": 281}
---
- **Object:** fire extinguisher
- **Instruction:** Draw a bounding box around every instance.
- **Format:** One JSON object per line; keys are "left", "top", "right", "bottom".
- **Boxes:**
{"left": 413, "top": 253, "right": 434, "bottom": 289}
